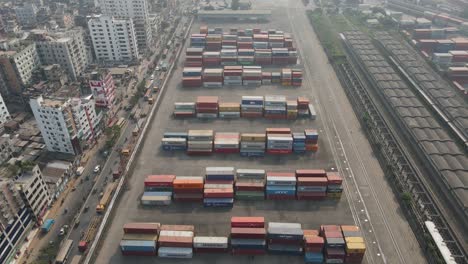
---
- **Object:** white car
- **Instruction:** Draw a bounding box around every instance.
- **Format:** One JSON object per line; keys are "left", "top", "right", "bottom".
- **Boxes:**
{"left": 93, "top": 165, "right": 101, "bottom": 173}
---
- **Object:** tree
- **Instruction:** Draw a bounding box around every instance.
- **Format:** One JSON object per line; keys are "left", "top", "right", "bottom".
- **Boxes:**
{"left": 231, "top": 0, "right": 240, "bottom": 10}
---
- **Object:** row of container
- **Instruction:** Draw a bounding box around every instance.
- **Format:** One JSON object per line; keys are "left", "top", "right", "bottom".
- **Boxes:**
{"left": 120, "top": 219, "right": 366, "bottom": 263}
{"left": 161, "top": 128, "right": 319, "bottom": 156}
{"left": 141, "top": 168, "right": 343, "bottom": 205}
{"left": 182, "top": 66, "right": 303, "bottom": 87}
{"left": 173, "top": 95, "right": 315, "bottom": 120}
{"left": 185, "top": 48, "right": 298, "bottom": 67}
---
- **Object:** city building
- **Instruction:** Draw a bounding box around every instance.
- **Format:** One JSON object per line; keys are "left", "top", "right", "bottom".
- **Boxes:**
{"left": 0, "top": 93, "right": 10, "bottom": 126}
{"left": 15, "top": 164, "right": 51, "bottom": 222}
{"left": 14, "top": 4, "right": 38, "bottom": 27}
{"left": 41, "top": 160, "right": 71, "bottom": 199}
{"left": 0, "top": 179, "right": 32, "bottom": 264}
{"left": 88, "top": 70, "right": 116, "bottom": 112}
{"left": 0, "top": 41, "right": 41, "bottom": 96}
{"left": 100, "top": 0, "right": 153, "bottom": 52}
{"left": 87, "top": 15, "right": 140, "bottom": 63}
{"left": 30, "top": 95, "right": 102, "bottom": 155}
{"left": 34, "top": 28, "right": 90, "bottom": 80}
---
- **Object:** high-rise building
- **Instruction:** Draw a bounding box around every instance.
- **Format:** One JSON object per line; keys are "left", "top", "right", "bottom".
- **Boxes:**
{"left": 14, "top": 4, "right": 38, "bottom": 27}
{"left": 0, "top": 93, "right": 10, "bottom": 126}
{"left": 87, "top": 15, "right": 140, "bottom": 63}
{"left": 34, "top": 28, "right": 90, "bottom": 80}
{"left": 30, "top": 95, "right": 102, "bottom": 155}
{"left": 0, "top": 41, "right": 40, "bottom": 96}
{"left": 100, "top": 0, "right": 153, "bottom": 52}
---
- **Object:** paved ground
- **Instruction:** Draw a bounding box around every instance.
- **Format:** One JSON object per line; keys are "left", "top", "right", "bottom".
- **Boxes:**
{"left": 92, "top": 0, "right": 427, "bottom": 263}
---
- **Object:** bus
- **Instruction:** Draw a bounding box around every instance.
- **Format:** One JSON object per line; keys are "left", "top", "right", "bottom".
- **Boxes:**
{"left": 144, "top": 89, "right": 152, "bottom": 101}
{"left": 96, "top": 182, "right": 117, "bottom": 213}
{"left": 55, "top": 239, "right": 73, "bottom": 264}
{"left": 116, "top": 117, "right": 126, "bottom": 129}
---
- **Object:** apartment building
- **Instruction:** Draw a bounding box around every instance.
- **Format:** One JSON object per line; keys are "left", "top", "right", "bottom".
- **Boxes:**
{"left": 88, "top": 14, "right": 140, "bottom": 63}
{"left": 0, "top": 93, "right": 10, "bottom": 126}
{"left": 100, "top": 0, "right": 153, "bottom": 52}
{"left": 0, "top": 41, "right": 40, "bottom": 96}
{"left": 35, "top": 28, "right": 89, "bottom": 80}
{"left": 30, "top": 95, "right": 102, "bottom": 155}
{"left": 14, "top": 4, "right": 38, "bottom": 27}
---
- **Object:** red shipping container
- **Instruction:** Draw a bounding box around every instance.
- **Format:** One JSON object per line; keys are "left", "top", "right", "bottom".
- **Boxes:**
{"left": 297, "top": 177, "right": 328, "bottom": 186}
{"left": 231, "top": 228, "right": 266, "bottom": 239}
{"left": 160, "top": 225, "right": 195, "bottom": 231}
{"left": 158, "top": 236, "right": 193, "bottom": 247}
{"left": 326, "top": 172, "right": 343, "bottom": 185}
{"left": 204, "top": 188, "right": 234, "bottom": 198}
{"left": 231, "top": 217, "right": 265, "bottom": 228}
{"left": 123, "top": 223, "right": 160, "bottom": 234}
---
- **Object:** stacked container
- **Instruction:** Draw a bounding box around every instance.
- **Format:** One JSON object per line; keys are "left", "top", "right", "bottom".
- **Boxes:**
{"left": 281, "top": 68, "right": 292, "bottom": 85}
{"left": 218, "top": 102, "right": 240, "bottom": 118}
{"left": 231, "top": 217, "right": 267, "bottom": 255}
{"left": 292, "top": 69, "right": 303, "bottom": 86}
{"left": 174, "top": 102, "right": 196, "bottom": 117}
{"left": 223, "top": 66, "right": 243, "bottom": 86}
{"left": 272, "top": 48, "right": 290, "bottom": 65}
{"left": 304, "top": 129, "right": 319, "bottom": 153}
{"left": 292, "top": 132, "right": 306, "bottom": 154}
{"left": 203, "top": 167, "right": 235, "bottom": 207}
{"left": 196, "top": 96, "right": 218, "bottom": 118}
{"left": 267, "top": 222, "right": 304, "bottom": 255}
{"left": 341, "top": 225, "right": 366, "bottom": 263}
{"left": 190, "top": 34, "right": 206, "bottom": 47}
{"left": 206, "top": 34, "right": 222, "bottom": 51}
{"left": 142, "top": 175, "right": 175, "bottom": 206}
{"left": 187, "top": 130, "right": 213, "bottom": 154}
{"left": 321, "top": 225, "right": 346, "bottom": 263}
{"left": 202, "top": 69, "right": 223, "bottom": 88}
{"left": 296, "top": 169, "right": 328, "bottom": 200}
{"left": 266, "top": 172, "right": 296, "bottom": 200}
{"left": 182, "top": 67, "right": 202, "bottom": 87}
{"left": 242, "top": 67, "right": 262, "bottom": 86}
{"left": 240, "top": 133, "right": 266, "bottom": 157}
{"left": 286, "top": 100, "right": 298, "bottom": 119}
{"left": 303, "top": 230, "right": 325, "bottom": 264}
{"left": 264, "top": 95, "right": 287, "bottom": 119}
{"left": 241, "top": 96, "right": 264, "bottom": 118}
{"left": 173, "top": 176, "right": 204, "bottom": 202}
{"left": 220, "top": 49, "right": 237, "bottom": 65}
{"left": 235, "top": 169, "right": 266, "bottom": 200}
{"left": 214, "top": 133, "right": 240, "bottom": 153}
{"left": 202, "top": 52, "right": 221, "bottom": 67}
{"left": 266, "top": 128, "right": 293, "bottom": 154}
{"left": 121, "top": 223, "right": 160, "bottom": 256}
{"left": 193, "top": 236, "right": 229, "bottom": 253}
{"left": 158, "top": 225, "right": 194, "bottom": 258}
{"left": 326, "top": 172, "right": 343, "bottom": 199}
{"left": 297, "top": 97, "right": 310, "bottom": 117}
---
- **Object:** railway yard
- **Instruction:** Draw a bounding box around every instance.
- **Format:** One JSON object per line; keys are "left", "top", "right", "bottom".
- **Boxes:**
{"left": 83, "top": 0, "right": 439, "bottom": 263}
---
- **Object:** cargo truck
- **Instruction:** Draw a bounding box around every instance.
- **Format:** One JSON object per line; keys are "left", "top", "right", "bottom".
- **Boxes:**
{"left": 96, "top": 182, "right": 117, "bottom": 213}
{"left": 41, "top": 219, "right": 55, "bottom": 233}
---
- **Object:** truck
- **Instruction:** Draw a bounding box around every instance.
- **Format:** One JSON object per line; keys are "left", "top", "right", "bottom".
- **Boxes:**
{"left": 76, "top": 166, "right": 85, "bottom": 176}
{"left": 96, "top": 182, "right": 117, "bottom": 213}
{"left": 41, "top": 219, "right": 55, "bottom": 233}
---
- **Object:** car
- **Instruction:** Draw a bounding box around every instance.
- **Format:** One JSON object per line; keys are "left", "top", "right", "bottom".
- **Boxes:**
{"left": 93, "top": 165, "right": 101, "bottom": 173}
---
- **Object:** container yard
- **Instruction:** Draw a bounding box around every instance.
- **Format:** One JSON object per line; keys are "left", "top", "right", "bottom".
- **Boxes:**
{"left": 92, "top": 0, "right": 429, "bottom": 263}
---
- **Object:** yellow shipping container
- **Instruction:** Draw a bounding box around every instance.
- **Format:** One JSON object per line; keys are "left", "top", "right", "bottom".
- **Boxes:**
{"left": 241, "top": 133, "right": 266, "bottom": 142}
{"left": 346, "top": 242, "right": 366, "bottom": 254}
{"left": 345, "top": 237, "right": 364, "bottom": 244}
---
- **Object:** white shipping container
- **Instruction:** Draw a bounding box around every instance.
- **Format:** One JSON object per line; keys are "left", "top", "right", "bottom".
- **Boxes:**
{"left": 193, "top": 236, "right": 229, "bottom": 248}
